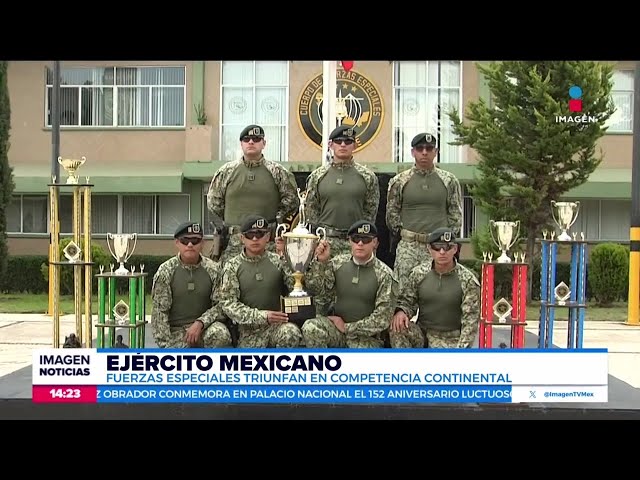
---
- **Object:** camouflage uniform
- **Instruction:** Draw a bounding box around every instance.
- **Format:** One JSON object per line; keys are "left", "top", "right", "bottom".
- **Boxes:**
{"left": 303, "top": 252, "right": 396, "bottom": 349}
{"left": 218, "top": 245, "right": 324, "bottom": 349}
{"left": 386, "top": 165, "right": 463, "bottom": 289}
{"left": 389, "top": 261, "right": 480, "bottom": 349}
{"left": 206, "top": 155, "right": 299, "bottom": 263}
{"left": 151, "top": 254, "right": 232, "bottom": 348}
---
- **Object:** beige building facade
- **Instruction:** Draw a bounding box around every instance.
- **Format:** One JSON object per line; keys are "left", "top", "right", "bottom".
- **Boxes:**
{"left": 5, "top": 60, "right": 635, "bottom": 257}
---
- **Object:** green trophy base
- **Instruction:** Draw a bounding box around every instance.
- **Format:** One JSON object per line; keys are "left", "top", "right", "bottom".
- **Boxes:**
{"left": 281, "top": 295, "right": 316, "bottom": 328}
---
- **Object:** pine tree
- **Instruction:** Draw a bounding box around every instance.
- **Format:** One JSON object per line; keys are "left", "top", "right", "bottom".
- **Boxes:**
{"left": 0, "top": 61, "right": 14, "bottom": 281}
{"left": 449, "top": 61, "right": 616, "bottom": 301}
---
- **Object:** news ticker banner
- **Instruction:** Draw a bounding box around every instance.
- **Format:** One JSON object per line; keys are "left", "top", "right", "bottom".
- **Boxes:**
{"left": 32, "top": 348, "right": 608, "bottom": 404}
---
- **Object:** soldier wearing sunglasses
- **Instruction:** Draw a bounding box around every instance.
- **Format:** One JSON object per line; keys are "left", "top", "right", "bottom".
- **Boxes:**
{"left": 301, "top": 220, "right": 396, "bottom": 348}
{"left": 206, "top": 124, "right": 299, "bottom": 263}
{"left": 386, "top": 132, "right": 463, "bottom": 292}
{"left": 151, "top": 221, "right": 233, "bottom": 349}
{"left": 304, "top": 125, "right": 380, "bottom": 261}
{"left": 388, "top": 227, "right": 479, "bottom": 349}
{"left": 218, "top": 215, "right": 324, "bottom": 348}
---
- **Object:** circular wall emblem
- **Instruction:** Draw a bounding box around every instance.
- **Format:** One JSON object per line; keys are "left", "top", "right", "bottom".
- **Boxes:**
{"left": 297, "top": 69, "right": 384, "bottom": 152}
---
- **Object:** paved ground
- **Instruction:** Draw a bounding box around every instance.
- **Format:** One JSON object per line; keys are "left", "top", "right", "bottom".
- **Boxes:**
{"left": 1, "top": 313, "right": 638, "bottom": 409}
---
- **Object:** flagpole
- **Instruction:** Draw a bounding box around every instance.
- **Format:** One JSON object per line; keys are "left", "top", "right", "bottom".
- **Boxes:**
{"left": 322, "top": 61, "right": 337, "bottom": 165}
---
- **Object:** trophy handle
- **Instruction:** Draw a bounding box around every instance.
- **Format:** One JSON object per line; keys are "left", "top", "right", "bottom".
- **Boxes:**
{"left": 508, "top": 221, "right": 521, "bottom": 250}
{"left": 550, "top": 200, "right": 560, "bottom": 233}
{"left": 125, "top": 233, "right": 137, "bottom": 262}
{"left": 569, "top": 201, "right": 580, "bottom": 229}
{"left": 316, "top": 226, "right": 327, "bottom": 242}
{"left": 106, "top": 233, "right": 117, "bottom": 260}
{"left": 275, "top": 224, "right": 288, "bottom": 238}
{"left": 488, "top": 220, "right": 499, "bottom": 251}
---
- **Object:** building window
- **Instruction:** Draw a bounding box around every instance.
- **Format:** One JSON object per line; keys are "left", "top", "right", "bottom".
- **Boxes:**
{"left": 605, "top": 70, "right": 633, "bottom": 133}
{"left": 220, "top": 61, "right": 289, "bottom": 162}
{"left": 461, "top": 184, "right": 476, "bottom": 239}
{"left": 45, "top": 66, "right": 186, "bottom": 128}
{"left": 6, "top": 196, "right": 48, "bottom": 233}
{"left": 564, "top": 199, "right": 629, "bottom": 241}
{"left": 393, "top": 61, "right": 463, "bottom": 163}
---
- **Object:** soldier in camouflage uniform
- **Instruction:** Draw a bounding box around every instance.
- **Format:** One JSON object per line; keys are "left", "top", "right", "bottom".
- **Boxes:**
{"left": 389, "top": 228, "right": 480, "bottom": 349}
{"left": 304, "top": 125, "right": 380, "bottom": 260}
{"left": 151, "top": 221, "right": 233, "bottom": 349}
{"left": 386, "top": 133, "right": 463, "bottom": 290}
{"left": 206, "top": 125, "right": 299, "bottom": 263}
{"left": 219, "top": 215, "right": 323, "bottom": 348}
{"left": 301, "top": 220, "right": 396, "bottom": 348}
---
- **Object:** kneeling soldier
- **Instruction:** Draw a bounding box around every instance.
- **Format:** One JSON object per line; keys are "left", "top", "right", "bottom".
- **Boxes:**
{"left": 389, "top": 227, "right": 480, "bottom": 349}
{"left": 151, "top": 221, "right": 233, "bottom": 348}
{"left": 301, "top": 220, "right": 396, "bottom": 348}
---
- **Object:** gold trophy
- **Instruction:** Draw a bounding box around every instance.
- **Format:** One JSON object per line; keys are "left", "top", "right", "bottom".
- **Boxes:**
{"left": 275, "top": 188, "right": 326, "bottom": 327}
{"left": 57, "top": 156, "right": 87, "bottom": 184}
{"left": 106, "top": 233, "right": 138, "bottom": 275}
{"left": 551, "top": 200, "right": 580, "bottom": 241}
{"left": 489, "top": 220, "right": 520, "bottom": 263}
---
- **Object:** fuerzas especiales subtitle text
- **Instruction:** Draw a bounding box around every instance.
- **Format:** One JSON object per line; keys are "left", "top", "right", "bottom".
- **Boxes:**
{"left": 31, "top": 349, "right": 609, "bottom": 404}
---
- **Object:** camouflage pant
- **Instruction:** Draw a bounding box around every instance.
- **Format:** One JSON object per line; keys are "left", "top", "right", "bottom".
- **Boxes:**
{"left": 393, "top": 239, "right": 432, "bottom": 289}
{"left": 389, "top": 323, "right": 465, "bottom": 349}
{"left": 237, "top": 323, "right": 302, "bottom": 348}
{"left": 159, "top": 322, "right": 233, "bottom": 348}
{"left": 302, "top": 316, "right": 384, "bottom": 348}
{"left": 217, "top": 233, "right": 276, "bottom": 264}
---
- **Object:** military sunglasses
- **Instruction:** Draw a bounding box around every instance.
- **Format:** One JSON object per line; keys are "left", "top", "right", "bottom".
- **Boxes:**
{"left": 178, "top": 236, "right": 203, "bottom": 246}
{"left": 349, "top": 234, "right": 375, "bottom": 245}
{"left": 333, "top": 138, "right": 354, "bottom": 145}
{"left": 414, "top": 145, "right": 435, "bottom": 152}
{"left": 243, "top": 230, "right": 269, "bottom": 240}
{"left": 429, "top": 242, "right": 456, "bottom": 251}
{"left": 241, "top": 136, "right": 264, "bottom": 143}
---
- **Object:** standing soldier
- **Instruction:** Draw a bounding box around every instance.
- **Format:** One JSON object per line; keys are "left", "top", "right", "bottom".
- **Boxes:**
{"left": 299, "top": 220, "right": 396, "bottom": 348}
{"left": 304, "top": 125, "right": 380, "bottom": 260}
{"left": 206, "top": 124, "right": 299, "bottom": 263}
{"left": 388, "top": 227, "right": 480, "bottom": 349}
{"left": 151, "top": 221, "right": 233, "bottom": 348}
{"left": 218, "top": 215, "right": 323, "bottom": 348}
{"left": 386, "top": 132, "right": 463, "bottom": 288}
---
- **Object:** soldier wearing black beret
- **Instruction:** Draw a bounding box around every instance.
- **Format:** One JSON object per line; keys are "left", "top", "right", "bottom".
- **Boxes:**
{"left": 218, "top": 214, "right": 325, "bottom": 348}
{"left": 303, "top": 125, "right": 381, "bottom": 311}
{"left": 206, "top": 122, "right": 299, "bottom": 264}
{"left": 389, "top": 227, "right": 480, "bottom": 350}
{"left": 301, "top": 219, "right": 396, "bottom": 349}
{"left": 151, "top": 221, "right": 232, "bottom": 349}
{"left": 386, "top": 131, "right": 463, "bottom": 295}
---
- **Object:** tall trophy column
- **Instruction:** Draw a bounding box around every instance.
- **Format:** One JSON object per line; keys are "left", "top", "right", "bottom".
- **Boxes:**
{"left": 479, "top": 219, "right": 528, "bottom": 349}
{"left": 95, "top": 234, "right": 148, "bottom": 349}
{"left": 539, "top": 201, "right": 587, "bottom": 349}
{"left": 47, "top": 156, "right": 95, "bottom": 348}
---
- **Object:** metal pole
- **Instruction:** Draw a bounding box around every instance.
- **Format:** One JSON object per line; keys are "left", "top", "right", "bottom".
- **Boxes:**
{"left": 322, "top": 61, "right": 337, "bottom": 166}
{"left": 51, "top": 61, "right": 60, "bottom": 180}
{"left": 627, "top": 62, "right": 640, "bottom": 326}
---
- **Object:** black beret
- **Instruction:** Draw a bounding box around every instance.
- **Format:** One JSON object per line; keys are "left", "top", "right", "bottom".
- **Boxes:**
{"left": 241, "top": 215, "right": 270, "bottom": 233}
{"left": 329, "top": 125, "right": 356, "bottom": 141}
{"left": 239, "top": 125, "right": 265, "bottom": 139}
{"left": 427, "top": 227, "right": 456, "bottom": 244}
{"left": 347, "top": 220, "right": 378, "bottom": 237}
{"left": 411, "top": 132, "right": 437, "bottom": 148}
{"left": 174, "top": 221, "right": 203, "bottom": 238}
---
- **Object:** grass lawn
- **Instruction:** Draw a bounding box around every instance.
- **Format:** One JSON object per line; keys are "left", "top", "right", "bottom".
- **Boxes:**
{"left": 0, "top": 293, "right": 631, "bottom": 322}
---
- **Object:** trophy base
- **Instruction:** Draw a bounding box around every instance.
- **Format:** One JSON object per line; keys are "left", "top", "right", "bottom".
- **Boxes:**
{"left": 280, "top": 295, "right": 316, "bottom": 328}
{"left": 556, "top": 232, "right": 572, "bottom": 241}
{"left": 496, "top": 252, "right": 512, "bottom": 263}
{"left": 114, "top": 264, "right": 130, "bottom": 275}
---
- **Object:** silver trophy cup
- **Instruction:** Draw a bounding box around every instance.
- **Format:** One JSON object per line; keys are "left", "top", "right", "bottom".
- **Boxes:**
{"left": 106, "top": 233, "right": 138, "bottom": 275}
{"left": 551, "top": 200, "right": 580, "bottom": 241}
{"left": 489, "top": 220, "right": 520, "bottom": 263}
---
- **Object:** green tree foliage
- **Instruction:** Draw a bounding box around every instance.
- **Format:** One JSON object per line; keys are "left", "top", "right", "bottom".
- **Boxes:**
{"left": 0, "top": 61, "right": 15, "bottom": 279}
{"left": 449, "top": 61, "right": 616, "bottom": 300}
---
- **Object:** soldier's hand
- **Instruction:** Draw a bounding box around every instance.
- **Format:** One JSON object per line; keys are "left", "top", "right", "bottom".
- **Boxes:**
{"left": 275, "top": 237, "right": 285, "bottom": 256}
{"left": 391, "top": 311, "right": 409, "bottom": 333}
{"left": 266, "top": 311, "right": 289, "bottom": 324}
{"left": 315, "top": 240, "right": 330, "bottom": 263}
{"left": 328, "top": 315, "right": 345, "bottom": 333}
{"left": 185, "top": 320, "right": 204, "bottom": 346}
